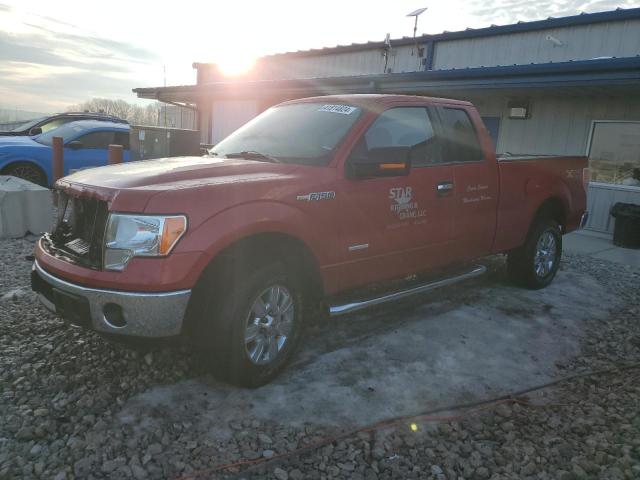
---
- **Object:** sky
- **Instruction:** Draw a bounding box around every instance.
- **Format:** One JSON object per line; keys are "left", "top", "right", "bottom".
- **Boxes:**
{"left": 0, "top": 0, "right": 638, "bottom": 112}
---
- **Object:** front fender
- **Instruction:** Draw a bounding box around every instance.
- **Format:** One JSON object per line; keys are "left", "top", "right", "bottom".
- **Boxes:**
{"left": 175, "top": 199, "right": 324, "bottom": 272}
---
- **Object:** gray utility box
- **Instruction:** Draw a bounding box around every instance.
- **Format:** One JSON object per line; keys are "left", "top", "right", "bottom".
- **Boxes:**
{"left": 130, "top": 126, "right": 201, "bottom": 161}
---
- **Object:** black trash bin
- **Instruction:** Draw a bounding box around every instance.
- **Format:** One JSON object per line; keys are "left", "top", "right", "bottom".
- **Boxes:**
{"left": 610, "top": 202, "right": 640, "bottom": 249}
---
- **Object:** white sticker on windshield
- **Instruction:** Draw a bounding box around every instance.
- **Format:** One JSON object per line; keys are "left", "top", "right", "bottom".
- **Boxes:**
{"left": 318, "top": 104, "right": 357, "bottom": 115}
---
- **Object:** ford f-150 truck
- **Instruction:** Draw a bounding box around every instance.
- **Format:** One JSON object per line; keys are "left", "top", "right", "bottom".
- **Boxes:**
{"left": 31, "top": 95, "right": 589, "bottom": 387}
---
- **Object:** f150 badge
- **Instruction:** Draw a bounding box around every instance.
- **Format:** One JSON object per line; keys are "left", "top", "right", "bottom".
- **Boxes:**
{"left": 296, "top": 191, "right": 336, "bottom": 201}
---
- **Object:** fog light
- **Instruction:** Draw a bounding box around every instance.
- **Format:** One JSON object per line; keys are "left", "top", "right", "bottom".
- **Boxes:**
{"left": 103, "top": 303, "right": 126, "bottom": 328}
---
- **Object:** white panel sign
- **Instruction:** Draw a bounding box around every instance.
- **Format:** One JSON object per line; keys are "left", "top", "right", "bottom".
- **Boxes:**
{"left": 318, "top": 104, "right": 357, "bottom": 115}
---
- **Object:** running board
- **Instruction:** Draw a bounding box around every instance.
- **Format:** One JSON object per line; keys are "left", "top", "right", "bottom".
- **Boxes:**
{"left": 328, "top": 265, "right": 486, "bottom": 317}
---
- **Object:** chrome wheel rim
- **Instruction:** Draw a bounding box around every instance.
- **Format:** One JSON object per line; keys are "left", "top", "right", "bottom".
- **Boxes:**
{"left": 534, "top": 231, "right": 557, "bottom": 278}
{"left": 244, "top": 285, "right": 294, "bottom": 365}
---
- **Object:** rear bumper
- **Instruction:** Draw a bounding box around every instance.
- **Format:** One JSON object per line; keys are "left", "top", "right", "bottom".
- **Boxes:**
{"left": 31, "top": 260, "right": 191, "bottom": 338}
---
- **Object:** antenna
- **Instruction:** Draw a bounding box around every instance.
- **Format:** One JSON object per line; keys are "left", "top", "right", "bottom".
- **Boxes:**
{"left": 163, "top": 65, "right": 167, "bottom": 128}
{"left": 406, "top": 7, "right": 428, "bottom": 56}
{"left": 383, "top": 33, "right": 392, "bottom": 73}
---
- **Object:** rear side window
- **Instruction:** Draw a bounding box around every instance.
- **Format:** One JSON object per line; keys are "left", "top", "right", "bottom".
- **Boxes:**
{"left": 75, "top": 131, "right": 116, "bottom": 149}
{"left": 114, "top": 132, "right": 130, "bottom": 150}
{"left": 438, "top": 108, "right": 484, "bottom": 163}
{"left": 352, "top": 107, "right": 442, "bottom": 166}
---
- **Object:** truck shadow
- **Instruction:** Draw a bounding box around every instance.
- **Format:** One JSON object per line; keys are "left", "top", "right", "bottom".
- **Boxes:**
{"left": 116, "top": 256, "right": 616, "bottom": 441}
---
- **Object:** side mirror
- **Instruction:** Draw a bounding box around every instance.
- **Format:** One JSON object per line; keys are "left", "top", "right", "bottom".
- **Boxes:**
{"left": 29, "top": 127, "right": 42, "bottom": 136}
{"left": 347, "top": 147, "right": 411, "bottom": 178}
{"left": 66, "top": 140, "right": 83, "bottom": 150}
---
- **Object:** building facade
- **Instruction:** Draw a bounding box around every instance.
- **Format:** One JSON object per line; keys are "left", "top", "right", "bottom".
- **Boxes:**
{"left": 134, "top": 7, "right": 640, "bottom": 235}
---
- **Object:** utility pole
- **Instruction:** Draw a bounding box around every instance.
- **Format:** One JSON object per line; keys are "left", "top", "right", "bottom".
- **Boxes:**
{"left": 163, "top": 65, "right": 167, "bottom": 128}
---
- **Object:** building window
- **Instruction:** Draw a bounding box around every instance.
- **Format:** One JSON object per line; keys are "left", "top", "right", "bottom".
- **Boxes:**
{"left": 588, "top": 121, "right": 640, "bottom": 187}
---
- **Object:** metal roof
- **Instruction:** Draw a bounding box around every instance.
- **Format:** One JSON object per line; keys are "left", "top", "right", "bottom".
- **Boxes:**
{"left": 201, "top": 7, "right": 640, "bottom": 61}
{"left": 135, "top": 56, "right": 640, "bottom": 102}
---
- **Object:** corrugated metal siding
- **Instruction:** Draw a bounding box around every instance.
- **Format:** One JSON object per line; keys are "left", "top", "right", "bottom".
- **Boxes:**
{"left": 586, "top": 184, "right": 640, "bottom": 233}
{"left": 494, "top": 95, "right": 640, "bottom": 155}
{"left": 433, "top": 19, "right": 640, "bottom": 70}
{"left": 211, "top": 100, "right": 258, "bottom": 144}
{"left": 254, "top": 45, "right": 435, "bottom": 79}
{"left": 249, "top": 19, "right": 640, "bottom": 80}
{"left": 255, "top": 49, "right": 386, "bottom": 79}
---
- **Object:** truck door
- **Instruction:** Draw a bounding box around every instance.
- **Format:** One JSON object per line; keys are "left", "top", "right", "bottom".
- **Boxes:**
{"left": 329, "top": 106, "right": 456, "bottom": 291}
{"left": 435, "top": 106, "right": 498, "bottom": 261}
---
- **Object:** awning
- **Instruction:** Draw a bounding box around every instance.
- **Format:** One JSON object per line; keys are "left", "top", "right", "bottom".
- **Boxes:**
{"left": 133, "top": 56, "right": 640, "bottom": 105}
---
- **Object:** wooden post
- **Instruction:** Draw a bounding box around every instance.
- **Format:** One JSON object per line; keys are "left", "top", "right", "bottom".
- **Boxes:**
{"left": 52, "top": 136, "right": 64, "bottom": 182}
{"left": 108, "top": 144, "right": 123, "bottom": 164}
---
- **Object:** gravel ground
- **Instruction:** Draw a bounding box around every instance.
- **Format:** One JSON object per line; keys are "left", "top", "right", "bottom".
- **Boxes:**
{"left": 0, "top": 236, "right": 639, "bottom": 480}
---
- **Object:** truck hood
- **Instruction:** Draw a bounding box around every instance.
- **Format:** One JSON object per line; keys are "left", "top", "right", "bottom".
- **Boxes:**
{"left": 57, "top": 156, "right": 302, "bottom": 209}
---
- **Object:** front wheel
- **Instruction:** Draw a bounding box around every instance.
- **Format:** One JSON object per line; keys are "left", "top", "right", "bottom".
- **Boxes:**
{"left": 3, "top": 162, "right": 48, "bottom": 187}
{"left": 507, "top": 219, "right": 562, "bottom": 289}
{"left": 194, "top": 261, "right": 304, "bottom": 388}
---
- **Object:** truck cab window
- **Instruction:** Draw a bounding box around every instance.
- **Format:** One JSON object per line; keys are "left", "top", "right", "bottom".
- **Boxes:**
{"left": 351, "top": 107, "right": 441, "bottom": 167}
{"left": 438, "top": 108, "right": 484, "bottom": 163}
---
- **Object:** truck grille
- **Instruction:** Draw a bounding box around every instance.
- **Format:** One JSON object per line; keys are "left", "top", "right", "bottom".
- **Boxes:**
{"left": 42, "top": 191, "right": 109, "bottom": 269}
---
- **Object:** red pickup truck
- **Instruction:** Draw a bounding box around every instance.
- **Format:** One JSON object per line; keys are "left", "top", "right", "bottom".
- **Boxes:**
{"left": 31, "top": 95, "right": 589, "bottom": 386}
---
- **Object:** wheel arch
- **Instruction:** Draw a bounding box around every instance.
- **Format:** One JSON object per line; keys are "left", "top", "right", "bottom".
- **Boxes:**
{"left": 183, "top": 231, "right": 324, "bottom": 338}
{"left": 531, "top": 196, "right": 567, "bottom": 233}
{"left": 0, "top": 160, "right": 49, "bottom": 186}
{"left": 209, "top": 231, "right": 323, "bottom": 293}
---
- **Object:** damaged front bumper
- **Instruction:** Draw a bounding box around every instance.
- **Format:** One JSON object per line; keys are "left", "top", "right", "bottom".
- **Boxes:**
{"left": 31, "top": 260, "right": 191, "bottom": 338}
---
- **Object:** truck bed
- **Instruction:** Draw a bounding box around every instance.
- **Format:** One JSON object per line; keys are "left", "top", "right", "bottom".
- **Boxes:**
{"left": 493, "top": 155, "right": 588, "bottom": 253}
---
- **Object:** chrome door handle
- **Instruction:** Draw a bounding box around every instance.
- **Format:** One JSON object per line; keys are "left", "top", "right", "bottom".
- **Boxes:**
{"left": 437, "top": 181, "right": 454, "bottom": 196}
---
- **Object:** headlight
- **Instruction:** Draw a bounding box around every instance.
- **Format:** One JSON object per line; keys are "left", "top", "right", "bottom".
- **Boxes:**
{"left": 104, "top": 214, "right": 187, "bottom": 271}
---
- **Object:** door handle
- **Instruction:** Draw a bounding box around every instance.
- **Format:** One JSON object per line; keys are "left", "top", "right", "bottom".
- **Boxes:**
{"left": 436, "top": 181, "right": 454, "bottom": 196}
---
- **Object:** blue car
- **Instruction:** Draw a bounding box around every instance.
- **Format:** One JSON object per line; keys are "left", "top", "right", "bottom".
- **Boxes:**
{"left": 0, "top": 120, "right": 130, "bottom": 187}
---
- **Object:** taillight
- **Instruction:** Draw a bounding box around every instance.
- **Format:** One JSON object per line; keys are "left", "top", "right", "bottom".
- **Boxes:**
{"left": 582, "top": 168, "right": 591, "bottom": 192}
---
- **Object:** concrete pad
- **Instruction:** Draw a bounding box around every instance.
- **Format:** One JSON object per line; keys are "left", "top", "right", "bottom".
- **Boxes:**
{"left": 591, "top": 245, "right": 640, "bottom": 268}
{"left": 564, "top": 231, "right": 614, "bottom": 255}
{"left": 117, "top": 267, "right": 618, "bottom": 441}
{"left": 564, "top": 231, "right": 640, "bottom": 269}
{"left": 0, "top": 176, "right": 52, "bottom": 238}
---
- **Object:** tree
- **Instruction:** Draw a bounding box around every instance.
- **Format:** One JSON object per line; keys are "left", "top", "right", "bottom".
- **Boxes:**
{"left": 67, "top": 98, "right": 161, "bottom": 126}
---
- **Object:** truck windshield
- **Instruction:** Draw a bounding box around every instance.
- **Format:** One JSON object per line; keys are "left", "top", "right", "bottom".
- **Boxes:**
{"left": 34, "top": 123, "right": 88, "bottom": 146}
{"left": 210, "top": 102, "right": 362, "bottom": 166}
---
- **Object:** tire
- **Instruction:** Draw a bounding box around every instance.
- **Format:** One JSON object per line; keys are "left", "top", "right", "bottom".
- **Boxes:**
{"left": 192, "top": 259, "right": 304, "bottom": 388}
{"left": 507, "top": 218, "right": 562, "bottom": 289}
{"left": 3, "top": 162, "right": 48, "bottom": 187}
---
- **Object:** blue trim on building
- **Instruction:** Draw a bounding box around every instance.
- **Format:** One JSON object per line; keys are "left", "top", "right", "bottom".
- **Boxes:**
{"left": 424, "top": 41, "right": 435, "bottom": 71}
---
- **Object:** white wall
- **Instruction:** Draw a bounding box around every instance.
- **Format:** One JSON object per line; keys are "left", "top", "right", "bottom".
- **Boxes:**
{"left": 494, "top": 94, "right": 640, "bottom": 156}
{"left": 211, "top": 100, "right": 258, "bottom": 144}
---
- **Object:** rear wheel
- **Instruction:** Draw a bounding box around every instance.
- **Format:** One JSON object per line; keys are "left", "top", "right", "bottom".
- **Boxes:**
{"left": 193, "top": 260, "right": 304, "bottom": 387}
{"left": 3, "top": 162, "right": 48, "bottom": 187}
{"left": 507, "top": 218, "right": 562, "bottom": 289}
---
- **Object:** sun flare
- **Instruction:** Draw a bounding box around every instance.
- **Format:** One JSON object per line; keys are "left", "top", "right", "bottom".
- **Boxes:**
{"left": 216, "top": 53, "right": 256, "bottom": 77}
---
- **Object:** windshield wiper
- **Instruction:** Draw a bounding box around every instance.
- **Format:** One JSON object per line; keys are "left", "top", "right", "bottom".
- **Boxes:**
{"left": 224, "top": 151, "right": 281, "bottom": 163}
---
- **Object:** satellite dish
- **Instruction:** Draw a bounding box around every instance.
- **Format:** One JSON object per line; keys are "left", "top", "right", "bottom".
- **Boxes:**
{"left": 406, "top": 7, "right": 428, "bottom": 17}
